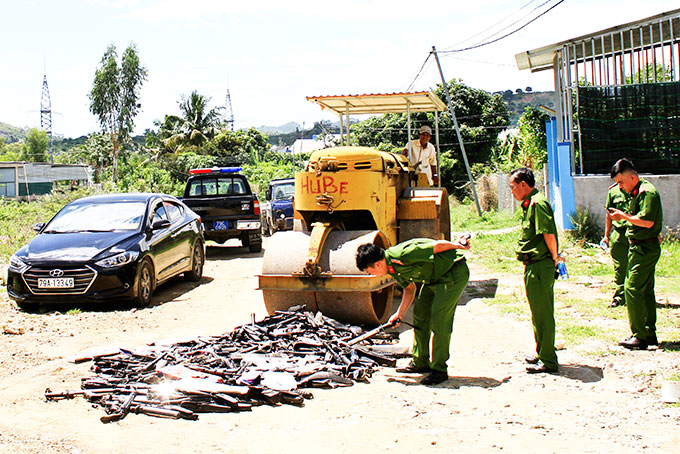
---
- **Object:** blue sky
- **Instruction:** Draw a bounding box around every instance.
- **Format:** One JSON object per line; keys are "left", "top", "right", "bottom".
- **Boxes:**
{"left": 0, "top": 0, "right": 674, "bottom": 138}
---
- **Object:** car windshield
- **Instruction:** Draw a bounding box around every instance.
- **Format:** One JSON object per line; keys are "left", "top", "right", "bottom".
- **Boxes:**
{"left": 44, "top": 201, "right": 146, "bottom": 233}
{"left": 272, "top": 183, "right": 295, "bottom": 200}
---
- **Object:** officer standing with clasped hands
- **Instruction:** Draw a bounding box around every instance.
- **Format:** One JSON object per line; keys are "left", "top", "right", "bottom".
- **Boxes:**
{"left": 509, "top": 167, "right": 562, "bottom": 374}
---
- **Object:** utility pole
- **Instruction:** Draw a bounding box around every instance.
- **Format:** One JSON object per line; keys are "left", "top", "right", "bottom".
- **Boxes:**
{"left": 40, "top": 72, "right": 53, "bottom": 163}
{"left": 431, "top": 46, "right": 482, "bottom": 216}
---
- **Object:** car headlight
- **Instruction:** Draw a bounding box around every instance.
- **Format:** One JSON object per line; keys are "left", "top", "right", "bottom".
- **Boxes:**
{"left": 95, "top": 251, "right": 139, "bottom": 268}
{"left": 9, "top": 255, "right": 29, "bottom": 273}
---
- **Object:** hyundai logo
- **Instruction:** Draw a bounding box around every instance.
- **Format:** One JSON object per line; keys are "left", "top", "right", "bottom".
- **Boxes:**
{"left": 49, "top": 269, "right": 64, "bottom": 278}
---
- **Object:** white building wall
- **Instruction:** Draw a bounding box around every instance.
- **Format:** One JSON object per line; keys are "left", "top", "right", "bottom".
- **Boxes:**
{"left": 573, "top": 175, "right": 680, "bottom": 231}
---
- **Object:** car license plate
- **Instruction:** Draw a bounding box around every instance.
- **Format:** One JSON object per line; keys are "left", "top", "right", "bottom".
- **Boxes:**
{"left": 213, "top": 220, "right": 228, "bottom": 231}
{"left": 38, "top": 278, "right": 74, "bottom": 289}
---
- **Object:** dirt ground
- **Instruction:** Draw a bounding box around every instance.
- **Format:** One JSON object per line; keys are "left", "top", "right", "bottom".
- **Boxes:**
{"left": 0, "top": 237, "right": 678, "bottom": 454}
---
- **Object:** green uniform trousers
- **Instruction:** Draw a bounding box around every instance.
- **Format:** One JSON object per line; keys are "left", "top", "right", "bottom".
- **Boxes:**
{"left": 610, "top": 228, "right": 629, "bottom": 305}
{"left": 411, "top": 260, "right": 470, "bottom": 373}
{"left": 625, "top": 242, "right": 660, "bottom": 339}
{"left": 523, "top": 258, "right": 558, "bottom": 370}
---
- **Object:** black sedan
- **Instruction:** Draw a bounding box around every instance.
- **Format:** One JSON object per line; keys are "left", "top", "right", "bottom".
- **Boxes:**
{"left": 7, "top": 193, "right": 205, "bottom": 309}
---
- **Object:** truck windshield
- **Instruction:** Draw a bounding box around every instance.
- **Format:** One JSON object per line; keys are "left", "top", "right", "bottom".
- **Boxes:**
{"left": 188, "top": 177, "right": 247, "bottom": 196}
{"left": 272, "top": 183, "right": 295, "bottom": 200}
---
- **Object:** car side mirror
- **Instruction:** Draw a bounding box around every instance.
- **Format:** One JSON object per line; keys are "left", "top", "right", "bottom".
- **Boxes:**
{"left": 151, "top": 219, "right": 171, "bottom": 230}
{"left": 266, "top": 188, "right": 271, "bottom": 201}
{"left": 33, "top": 222, "right": 45, "bottom": 232}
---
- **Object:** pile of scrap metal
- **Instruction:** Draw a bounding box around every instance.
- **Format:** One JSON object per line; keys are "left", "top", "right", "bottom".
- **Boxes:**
{"left": 44, "top": 306, "right": 405, "bottom": 423}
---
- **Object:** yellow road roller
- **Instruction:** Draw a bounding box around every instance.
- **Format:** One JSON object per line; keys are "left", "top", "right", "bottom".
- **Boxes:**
{"left": 258, "top": 146, "right": 450, "bottom": 325}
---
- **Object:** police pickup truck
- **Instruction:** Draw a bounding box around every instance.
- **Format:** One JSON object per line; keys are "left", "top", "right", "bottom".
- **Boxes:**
{"left": 181, "top": 167, "right": 262, "bottom": 252}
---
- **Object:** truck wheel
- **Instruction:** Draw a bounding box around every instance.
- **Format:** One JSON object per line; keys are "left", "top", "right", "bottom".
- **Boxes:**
{"left": 249, "top": 241, "right": 262, "bottom": 253}
{"left": 136, "top": 259, "right": 155, "bottom": 308}
{"left": 244, "top": 231, "right": 262, "bottom": 253}
{"left": 184, "top": 241, "right": 204, "bottom": 282}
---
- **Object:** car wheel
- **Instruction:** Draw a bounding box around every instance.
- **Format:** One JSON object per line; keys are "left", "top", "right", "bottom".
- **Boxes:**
{"left": 136, "top": 259, "right": 155, "bottom": 308}
{"left": 185, "top": 241, "right": 204, "bottom": 282}
{"left": 16, "top": 301, "right": 38, "bottom": 311}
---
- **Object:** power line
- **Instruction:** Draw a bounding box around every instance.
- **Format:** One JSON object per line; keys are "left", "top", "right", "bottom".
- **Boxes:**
{"left": 403, "top": 53, "right": 433, "bottom": 92}
{"left": 444, "top": 0, "right": 539, "bottom": 50}
{"left": 463, "top": 0, "right": 558, "bottom": 49}
{"left": 440, "top": 0, "right": 565, "bottom": 54}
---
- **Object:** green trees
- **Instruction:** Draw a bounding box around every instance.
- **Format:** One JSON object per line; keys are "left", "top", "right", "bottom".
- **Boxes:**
{"left": 351, "top": 79, "right": 510, "bottom": 195}
{"left": 89, "top": 43, "right": 148, "bottom": 183}
{"left": 177, "top": 91, "right": 223, "bottom": 145}
{"left": 19, "top": 128, "right": 50, "bottom": 162}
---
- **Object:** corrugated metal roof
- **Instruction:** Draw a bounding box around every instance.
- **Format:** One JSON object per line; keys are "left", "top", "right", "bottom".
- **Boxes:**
{"left": 516, "top": 8, "right": 680, "bottom": 72}
{"left": 306, "top": 91, "right": 447, "bottom": 115}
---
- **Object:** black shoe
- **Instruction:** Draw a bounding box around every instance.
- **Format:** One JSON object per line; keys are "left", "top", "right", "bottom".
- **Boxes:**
{"left": 420, "top": 370, "right": 448, "bottom": 385}
{"left": 646, "top": 335, "right": 659, "bottom": 346}
{"left": 526, "top": 362, "right": 558, "bottom": 374}
{"left": 524, "top": 355, "right": 539, "bottom": 364}
{"left": 396, "top": 362, "right": 431, "bottom": 374}
{"left": 608, "top": 300, "right": 624, "bottom": 308}
{"left": 619, "top": 336, "right": 648, "bottom": 350}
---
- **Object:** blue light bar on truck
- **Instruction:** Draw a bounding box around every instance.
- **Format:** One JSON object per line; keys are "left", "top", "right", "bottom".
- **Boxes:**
{"left": 189, "top": 167, "right": 242, "bottom": 175}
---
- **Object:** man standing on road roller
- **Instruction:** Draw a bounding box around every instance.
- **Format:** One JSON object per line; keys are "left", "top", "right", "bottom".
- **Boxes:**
{"left": 607, "top": 158, "right": 663, "bottom": 350}
{"left": 602, "top": 179, "right": 632, "bottom": 308}
{"left": 355, "top": 236, "right": 470, "bottom": 385}
{"left": 510, "top": 167, "right": 561, "bottom": 374}
{"left": 403, "top": 125, "right": 438, "bottom": 186}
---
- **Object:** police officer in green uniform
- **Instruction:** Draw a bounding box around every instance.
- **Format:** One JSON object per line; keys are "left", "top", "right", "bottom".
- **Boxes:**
{"left": 607, "top": 158, "right": 663, "bottom": 350}
{"left": 510, "top": 168, "right": 561, "bottom": 374}
{"left": 355, "top": 236, "right": 470, "bottom": 385}
{"left": 603, "top": 182, "right": 631, "bottom": 307}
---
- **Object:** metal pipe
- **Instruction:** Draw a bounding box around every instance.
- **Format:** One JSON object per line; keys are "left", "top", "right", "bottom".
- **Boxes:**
{"left": 591, "top": 39, "right": 597, "bottom": 85}
{"left": 434, "top": 111, "right": 440, "bottom": 183}
{"left": 619, "top": 31, "right": 626, "bottom": 84}
{"left": 670, "top": 18, "right": 676, "bottom": 80}
{"left": 660, "top": 21, "right": 666, "bottom": 81}
{"left": 630, "top": 29, "right": 635, "bottom": 84}
{"left": 345, "top": 103, "right": 350, "bottom": 145}
{"left": 407, "top": 100, "right": 412, "bottom": 162}
{"left": 431, "top": 46, "right": 482, "bottom": 216}
{"left": 339, "top": 113, "right": 345, "bottom": 145}
{"left": 651, "top": 24, "right": 657, "bottom": 83}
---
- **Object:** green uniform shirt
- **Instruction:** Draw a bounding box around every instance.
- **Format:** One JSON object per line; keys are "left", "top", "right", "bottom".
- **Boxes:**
{"left": 516, "top": 188, "right": 558, "bottom": 262}
{"left": 384, "top": 238, "right": 463, "bottom": 288}
{"left": 605, "top": 183, "right": 631, "bottom": 230}
{"left": 626, "top": 178, "right": 663, "bottom": 240}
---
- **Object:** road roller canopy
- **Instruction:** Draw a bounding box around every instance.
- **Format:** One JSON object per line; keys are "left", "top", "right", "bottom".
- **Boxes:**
{"left": 306, "top": 91, "right": 446, "bottom": 116}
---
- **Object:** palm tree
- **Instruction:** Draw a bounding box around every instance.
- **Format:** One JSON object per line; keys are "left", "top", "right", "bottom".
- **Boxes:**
{"left": 177, "top": 91, "right": 224, "bottom": 145}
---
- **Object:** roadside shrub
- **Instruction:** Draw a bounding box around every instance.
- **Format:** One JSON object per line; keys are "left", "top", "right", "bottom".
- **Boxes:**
{"left": 0, "top": 188, "right": 99, "bottom": 261}
{"left": 568, "top": 205, "right": 603, "bottom": 246}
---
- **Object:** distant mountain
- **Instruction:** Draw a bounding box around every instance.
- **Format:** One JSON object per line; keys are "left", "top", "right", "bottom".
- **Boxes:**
{"left": 0, "top": 121, "right": 27, "bottom": 143}
{"left": 256, "top": 122, "right": 300, "bottom": 135}
{"left": 498, "top": 90, "right": 556, "bottom": 126}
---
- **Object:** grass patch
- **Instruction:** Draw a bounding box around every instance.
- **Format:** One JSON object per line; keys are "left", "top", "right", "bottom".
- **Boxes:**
{"left": 0, "top": 188, "right": 98, "bottom": 262}
{"left": 482, "top": 293, "right": 530, "bottom": 320}
{"left": 450, "top": 201, "right": 519, "bottom": 232}
{"left": 65, "top": 308, "right": 82, "bottom": 315}
{"left": 558, "top": 324, "right": 610, "bottom": 345}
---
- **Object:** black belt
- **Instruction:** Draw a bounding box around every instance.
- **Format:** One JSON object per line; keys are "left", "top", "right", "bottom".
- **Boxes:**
{"left": 629, "top": 237, "right": 659, "bottom": 246}
{"left": 521, "top": 254, "right": 549, "bottom": 266}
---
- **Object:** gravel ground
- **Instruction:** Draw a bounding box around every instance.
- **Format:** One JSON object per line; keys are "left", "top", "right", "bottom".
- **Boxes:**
{"left": 0, "top": 238, "right": 678, "bottom": 453}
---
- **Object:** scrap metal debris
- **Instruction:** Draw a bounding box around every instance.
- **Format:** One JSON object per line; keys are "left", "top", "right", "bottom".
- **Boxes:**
{"left": 45, "top": 306, "right": 404, "bottom": 423}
